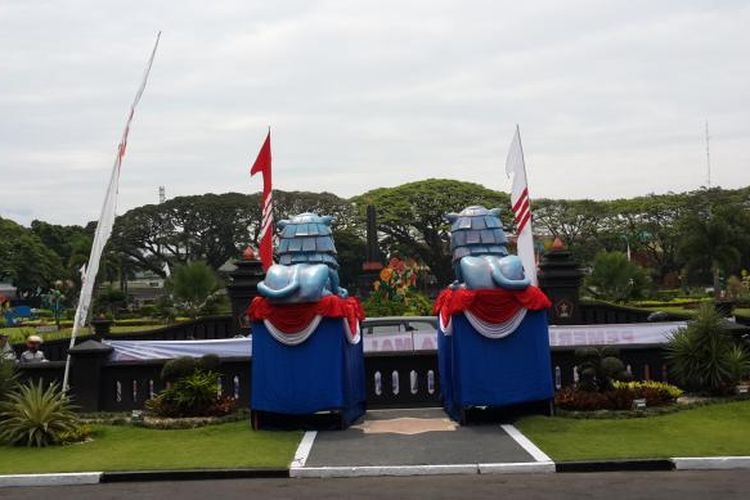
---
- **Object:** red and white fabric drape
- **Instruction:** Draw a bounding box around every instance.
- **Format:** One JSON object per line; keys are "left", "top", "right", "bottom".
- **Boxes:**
{"left": 248, "top": 295, "right": 364, "bottom": 346}
{"left": 434, "top": 287, "right": 551, "bottom": 339}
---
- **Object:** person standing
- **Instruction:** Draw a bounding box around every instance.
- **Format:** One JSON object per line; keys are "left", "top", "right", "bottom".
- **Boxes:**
{"left": 20, "top": 335, "right": 46, "bottom": 363}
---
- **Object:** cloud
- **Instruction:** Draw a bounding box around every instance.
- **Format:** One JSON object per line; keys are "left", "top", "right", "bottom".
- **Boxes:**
{"left": 1, "top": 0, "right": 748, "bottom": 225}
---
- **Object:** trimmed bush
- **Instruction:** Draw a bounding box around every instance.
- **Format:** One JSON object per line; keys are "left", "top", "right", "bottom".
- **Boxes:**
{"left": 575, "top": 347, "right": 631, "bottom": 392}
{"left": 160, "top": 356, "right": 199, "bottom": 383}
{"left": 199, "top": 353, "right": 221, "bottom": 373}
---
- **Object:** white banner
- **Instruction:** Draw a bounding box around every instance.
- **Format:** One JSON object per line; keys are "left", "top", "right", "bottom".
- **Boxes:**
{"left": 548, "top": 321, "right": 685, "bottom": 348}
{"left": 63, "top": 32, "right": 161, "bottom": 390}
{"left": 102, "top": 321, "right": 687, "bottom": 361}
{"left": 107, "top": 338, "right": 252, "bottom": 362}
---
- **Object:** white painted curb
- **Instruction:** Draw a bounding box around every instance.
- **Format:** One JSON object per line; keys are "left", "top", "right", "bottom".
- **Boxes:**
{"left": 291, "top": 464, "right": 478, "bottom": 478}
{"left": 290, "top": 431, "right": 317, "bottom": 468}
{"left": 500, "top": 424, "right": 552, "bottom": 462}
{"left": 479, "top": 461, "right": 556, "bottom": 474}
{"left": 0, "top": 472, "right": 102, "bottom": 488}
{"left": 673, "top": 456, "right": 750, "bottom": 470}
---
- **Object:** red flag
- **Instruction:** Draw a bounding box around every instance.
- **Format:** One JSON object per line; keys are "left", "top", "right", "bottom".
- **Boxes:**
{"left": 250, "top": 131, "right": 274, "bottom": 271}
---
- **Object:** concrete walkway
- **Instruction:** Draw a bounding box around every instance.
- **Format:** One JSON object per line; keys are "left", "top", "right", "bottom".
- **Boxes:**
{"left": 293, "top": 408, "right": 551, "bottom": 476}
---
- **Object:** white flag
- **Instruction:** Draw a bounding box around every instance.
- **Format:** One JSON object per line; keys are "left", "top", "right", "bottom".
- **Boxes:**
{"left": 505, "top": 125, "right": 538, "bottom": 286}
{"left": 63, "top": 32, "right": 161, "bottom": 391}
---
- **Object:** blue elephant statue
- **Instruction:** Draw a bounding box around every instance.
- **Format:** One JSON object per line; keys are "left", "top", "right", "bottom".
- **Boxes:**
{"left": 256, "top": 212, "right": 348, "bottom": 303}
{"left": 445, "top": 206, "right": 531, "bottom": 290}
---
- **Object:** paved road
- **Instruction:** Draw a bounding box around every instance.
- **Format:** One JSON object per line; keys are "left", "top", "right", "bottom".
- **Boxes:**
{"left": 2, "top": 471, "right": 746, "bottom": 499}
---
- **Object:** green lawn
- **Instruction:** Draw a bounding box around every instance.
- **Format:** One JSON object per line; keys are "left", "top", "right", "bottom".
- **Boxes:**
{"left": 639, "top": 306, "right": 696, "bottom": 317}
{"left": 517, "top": 400, "right": 750, "bottom": 461}
{"left": 0, "top": 324, "right": 167, "bottom": 344}
{"left": 635, "top": 305, "right": 750, "bottom": 319}
{"left": 0, "top": 421, "right": 301, "bottom": 474}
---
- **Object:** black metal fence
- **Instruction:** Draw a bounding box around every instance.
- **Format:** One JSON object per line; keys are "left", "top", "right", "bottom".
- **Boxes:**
{"left": 16, "top": 344, "right": 669, "bottom": 412}
{"left": 10, "top": 302, "right": 685, "bottom": 412}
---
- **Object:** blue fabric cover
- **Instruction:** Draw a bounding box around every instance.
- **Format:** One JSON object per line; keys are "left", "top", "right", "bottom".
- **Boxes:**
{"left": 251, "top": 318, "right": 365, "bottom": 425}
{"left": 438, "top": 310, "right": 554, "bottom": 421}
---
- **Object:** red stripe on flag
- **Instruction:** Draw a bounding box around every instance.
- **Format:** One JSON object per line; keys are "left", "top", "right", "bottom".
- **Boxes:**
{"left": 515, "top": 204, "right": 529, "bottom": 226}
{"left": 516, "top": 211, "right": 531, "bottom": 234}
{"left": 513, "top": 198, "right": 530, "bottom": 219}
{"left": 512, "top": 188, "right": 529, "bottom": 213}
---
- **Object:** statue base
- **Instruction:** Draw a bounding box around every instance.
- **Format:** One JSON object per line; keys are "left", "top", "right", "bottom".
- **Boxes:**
{"left": 438, "top": 310, "right": 554, "bottom": 423}
{"left": 250, "top": 316, "right": 365, "bottom": 430}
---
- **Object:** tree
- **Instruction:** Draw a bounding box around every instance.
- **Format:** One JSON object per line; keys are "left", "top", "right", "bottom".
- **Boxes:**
{"left": 353, "top": 179, "right": 509, "bottom": 287}
{"left": 677, "top": 207, "right": 748, "bottom": 296}
{"left": 533, "top": 199, "right": 611, "bottom": 264}
{"left": 110, "top": 191, "right": 356, "bottom": 276}
{"left": 274, "top": 191, "right": 357, "bottom": 231}
{"left": 30, "top": 220, "right": 92, "bottom": 271}
{"left": 167, "top": 261, "right": 222, "bottom": 319}
{"left": 94, "top": 287, "right": 128, "bottom": 319}
{"left": 607, "top": 193, "right": 690, "bottom": 284}
{"left": 585, "top": 251, "right": 651, "bottom": 302}
{"left": 331, "top": 229, "right": 367, "bottom": 289}
{"left": 0, "top": 217, "right": 63, "bottom": 296}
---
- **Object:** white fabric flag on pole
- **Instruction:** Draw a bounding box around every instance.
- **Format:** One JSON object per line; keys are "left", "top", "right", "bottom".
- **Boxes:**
{"left": 505, "top": 125, "right": 538, "bottom": 286}
{"left": 63, "top": 32, "right": 161, "bottom": 391}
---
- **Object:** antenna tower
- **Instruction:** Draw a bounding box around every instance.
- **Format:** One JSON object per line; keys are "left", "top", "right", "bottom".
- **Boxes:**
{"left": 705, "top": 120, "right": 711, "bottom": 188}
{"left": 159, "top": 185, "right": 166, "bottom": 204}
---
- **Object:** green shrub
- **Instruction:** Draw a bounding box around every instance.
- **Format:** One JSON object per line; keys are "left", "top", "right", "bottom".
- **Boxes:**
{"left": 199, "top": 353, "right": 221, "bottom": 373}
{"left": 574, "top": 347, "right": 632, "bottom": 392}
{"left": 160, "top": 355, "right": 222, "bottom": 383}
{"left": 585, "top": 251, "right": 652, "bottom": 302}
{"left": 146, "top": 371, "right": 222, "bottom": 418}
{"left": 137, "top": 305, "right": 157, "bottom": 317}
{"left": 160, "top": 356, "right": 199, "bottom": 383}
{"left": 363, "top": 291, "right": 432, "bottom": 317}
{"left": 0, "top": 381, "right": 79, "bottom": 447}
{"left": 58, "top": 424, "right": 95, "bottom": 444}
{"left": 0, "top": 359, "right": 19, "bottom": 402}
{"left": 666, "top": 304, "right": 750, "bottom": 394}
{"left": 167, "top": 262, "right": 222, "bottom": 319}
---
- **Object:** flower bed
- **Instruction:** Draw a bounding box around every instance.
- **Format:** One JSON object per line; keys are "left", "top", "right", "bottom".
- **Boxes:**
{"left": 555, "top": 381, "right": 683, "bottom": 413}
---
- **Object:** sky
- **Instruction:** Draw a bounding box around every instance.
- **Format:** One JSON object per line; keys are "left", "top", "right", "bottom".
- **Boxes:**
{"left": 1, "top": 0, "right": 749, "bottom": 226}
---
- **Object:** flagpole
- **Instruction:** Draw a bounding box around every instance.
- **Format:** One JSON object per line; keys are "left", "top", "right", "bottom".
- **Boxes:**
{"left": 62, "top": 32, "right": 161, "bottom": 392}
